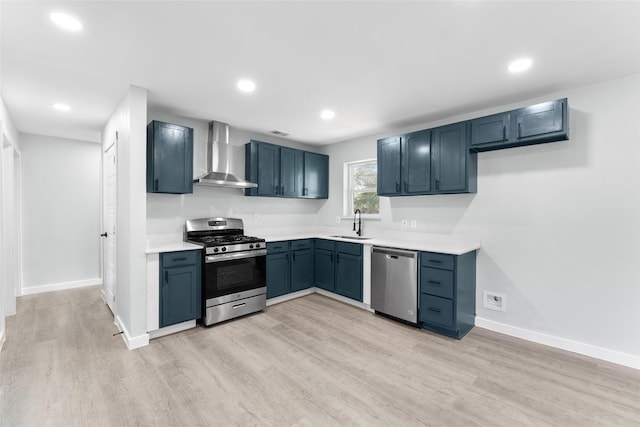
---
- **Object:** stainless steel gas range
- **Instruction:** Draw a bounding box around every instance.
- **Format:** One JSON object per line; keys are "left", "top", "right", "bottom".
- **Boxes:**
{"left": 184, "top": 217, "right": 266, "bottom": 326}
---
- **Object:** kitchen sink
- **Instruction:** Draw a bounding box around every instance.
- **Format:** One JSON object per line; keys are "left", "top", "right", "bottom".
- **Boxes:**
{"left": 330, "top": 235, "right": 372, "bottom": 240}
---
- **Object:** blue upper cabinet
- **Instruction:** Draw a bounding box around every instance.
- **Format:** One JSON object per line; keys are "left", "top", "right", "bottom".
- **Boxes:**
{"left": 403, "top": 130, "right": 431, "bottom": 194}
{"left": 245, "top": 140, "right": 328, "bottom": 199}
{"left": 432, "top": 122, "right": 477, "bottom": 194}
{"left": 280, "top": 147, "right": 304, "bottom": 197}
{"left": 471, "top": 98, "right": 569, "bottom": 152}
{"left": 377, "top": 136, "right": 402, "bottom": 195}
{"left": 147, "top": 121, "right": 194, "bottom": 194}
{"left": 378, "top": 127, "right": 473, "bottom": 196}
{"left": 303, "top": 151, "right": 329, "bottom": 199}
{"left": 257, "top": 142, "right": 280, "bottom": 196}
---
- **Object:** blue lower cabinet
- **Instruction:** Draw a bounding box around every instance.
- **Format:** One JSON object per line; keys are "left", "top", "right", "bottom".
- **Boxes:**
{"left": 266, "top": 252, "right": 290, "bottom": 299}
{"left": 290, "top": 248, "right": 313, "bottom": 292}
{"left": 315, "top": 240, "right": 363, "bottom": 302}
{"left": 314, "top": 248, "right": 335, "bottom": 291}
{"left": 266, "top": 239, "right": 314, "bottom": 298}
{"left": 159, "top": 250, "right": 201, "bottom": 328}
{"left": 419, "top": 250, "right": 476, "bottom": 339}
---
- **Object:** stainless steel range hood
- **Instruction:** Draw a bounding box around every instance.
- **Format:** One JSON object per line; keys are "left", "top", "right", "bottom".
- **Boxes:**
{"left": 194, "top": 121, "right": 258, "bottom": 189}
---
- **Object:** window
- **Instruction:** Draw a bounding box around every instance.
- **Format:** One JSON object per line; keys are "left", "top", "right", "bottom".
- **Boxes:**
{"left": 345, "top": 159, "right": 379, "bottom": 216}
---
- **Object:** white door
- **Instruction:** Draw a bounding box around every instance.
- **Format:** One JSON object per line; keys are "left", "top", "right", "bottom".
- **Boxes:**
{"left": 102, "top": 138, "right": 117, "bottom": 313}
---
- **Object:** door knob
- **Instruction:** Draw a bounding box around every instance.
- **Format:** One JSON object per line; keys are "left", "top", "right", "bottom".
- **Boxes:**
{"left": 100, "top": 232, "right": 108, "bottom": 237}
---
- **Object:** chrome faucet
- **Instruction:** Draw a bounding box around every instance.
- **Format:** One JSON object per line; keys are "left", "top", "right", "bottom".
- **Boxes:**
{"left": 353, "top": 209, "right": 362, "bottom": 236}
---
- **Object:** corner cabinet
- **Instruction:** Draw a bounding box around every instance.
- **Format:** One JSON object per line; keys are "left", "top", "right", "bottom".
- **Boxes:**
{"left": 470, "top": 98, "right": 569, "bottom": 152}
{"left": 378, "top": 127, "right": 476, "bottom": 196}
{"left": 147, "top": 120, "right": 194, "bottom": 194}
{"left": 266, "top": 239, "right": 314, "bottom": 299}
{"left": 245, "top": 140, "right": 328, "bottom": 199}
{"left": 419, "top": 251, "right": 476, "bottom": 339}
{"left": 159, "top": 250, "right": 202, "bottom": 327}
{"left": 313, "top": 239, "right": 363, "bottom": 302}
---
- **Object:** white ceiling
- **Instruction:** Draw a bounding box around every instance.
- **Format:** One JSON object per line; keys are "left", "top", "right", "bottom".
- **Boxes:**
{"left": 2, "top": 1, "right": 639, "bottom": 145}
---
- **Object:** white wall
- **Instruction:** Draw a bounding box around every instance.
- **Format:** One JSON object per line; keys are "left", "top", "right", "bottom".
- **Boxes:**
{"left": 146, "top": 111, "right": 326, "bottom": 236}
{"left": 102, "top": 85, "right": 148, "bottom": 348}
{"left": 319, "top": 74, "right": 640, "bottom": 361}
{"left": 20, "top": 133, "right": 101, "bottom": 293}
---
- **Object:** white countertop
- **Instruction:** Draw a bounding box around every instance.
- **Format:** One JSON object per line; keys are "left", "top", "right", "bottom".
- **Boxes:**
{"left": 146, "top": 227, "right": 480, "bottom": 256}
{"left": 254, "top": 227, "right": 480, "bottom": 255}
{"left": 146, "top": 234, "right": 202, "bottom": 254}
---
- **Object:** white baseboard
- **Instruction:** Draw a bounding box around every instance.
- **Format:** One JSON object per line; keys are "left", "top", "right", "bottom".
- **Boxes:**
{"left": 148, "top": 320, "right": 196, "bottom": 339}
{"left": 114, "top": 315, "right": 149, "bottom": 350}
{"left": 266, "top": 288, "right": 315, "bottom": 306}
{"left": 21, "top": 278, "right": 102, "bottom": 296}
{"left": 475, "top": 317, "right": 640, "bottom": 370}
{"left": 313, "top": 288, "right": 373, "bottom": 312}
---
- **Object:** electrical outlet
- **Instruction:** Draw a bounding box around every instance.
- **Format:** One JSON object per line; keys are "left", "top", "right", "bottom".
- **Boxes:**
{"left": 410, "top": 219, "right": 417, "bottom": 228}
{"left": 335, "top": 216, "right": 341, "bottom": 223}
{"left": 253, "top": 212, "right": 259, "bottom": 221}
{"left": 401, "top": 219, "right": 408, "bottom": 228}
{"left": 483, "top": 291, "right": 506, "bottom": 312}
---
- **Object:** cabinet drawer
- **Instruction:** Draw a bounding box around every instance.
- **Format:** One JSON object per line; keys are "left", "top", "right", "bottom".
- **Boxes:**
{"left": 336, "top": 241, "right": 362, "bottom": 256}
{"left": 421, "top": 252, "right": 454, "bottom": 270}
{"left": 267, "top": 241, "right": 289, "bottom": 254}
{"left": 421, "top": 267, "right": 454, "bottom": 299}
{"left": 161, "top": 250, "right": 200, "bottom": 268}
{"left": 290, "top": 239, "right": 312, "bottom": 250}
{"left": 420, "top": 294, "right": 454, "bottom": 329}
{"left": 315, "top": 239, "right": 336, "bottom": 251}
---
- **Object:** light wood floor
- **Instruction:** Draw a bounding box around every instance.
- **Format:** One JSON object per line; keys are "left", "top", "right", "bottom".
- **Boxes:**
{"left": 1, "top": 286, "right": 639, "bottom": 426}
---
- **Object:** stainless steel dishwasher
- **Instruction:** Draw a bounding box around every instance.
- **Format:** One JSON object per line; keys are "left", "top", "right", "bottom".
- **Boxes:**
{"left": 371, "top": 246, "right": 418, "bottom": 324}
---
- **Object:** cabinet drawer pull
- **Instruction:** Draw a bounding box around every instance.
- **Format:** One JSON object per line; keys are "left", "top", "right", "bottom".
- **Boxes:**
{"left": 427, "top": 280, "right": 441, "bottom": 286}
{"left": 232, "top": 303, "right": 246, "bottom": 310}
{"left": 427, "top": 307, "right": 441, "bottom": 313}
{"left": 517, "top": 123, "right": 522, "bottom": 139}
{"left": 428, "top": 259, "right": 442, "bottom": 264}
{"left": 171, "top": 257, "right": 188, "bottom": 262}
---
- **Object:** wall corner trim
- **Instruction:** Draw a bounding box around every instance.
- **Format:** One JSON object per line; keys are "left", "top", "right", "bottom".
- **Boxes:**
{"left": 114, "top": 315, "right": 149, "bottom": 350}
{"left": 0, "top": 331, "right": 5, "bottom": 352}
{"left": 475, "top": 317, "right": 640, "bottom": 370}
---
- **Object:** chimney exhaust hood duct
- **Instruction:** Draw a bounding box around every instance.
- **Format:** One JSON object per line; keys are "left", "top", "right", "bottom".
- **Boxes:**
{"left": 194, "top": 121, "right": 257, "bottom": 189}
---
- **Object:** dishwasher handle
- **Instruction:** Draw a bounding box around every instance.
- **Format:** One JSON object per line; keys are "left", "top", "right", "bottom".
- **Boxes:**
{"left": 372, "top": 246, "right": 417, "bottom": 259}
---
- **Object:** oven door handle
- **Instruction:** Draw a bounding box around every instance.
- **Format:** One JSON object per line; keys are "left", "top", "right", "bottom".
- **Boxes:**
{"left": 205, "top": 249, "right": 267, "bottom": 263}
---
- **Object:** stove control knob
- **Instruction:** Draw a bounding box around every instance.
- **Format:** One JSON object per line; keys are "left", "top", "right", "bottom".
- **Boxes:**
{"left": 213, "top": 248, "right": 219, "bottom": 253}
{"left": 255, "top": 243, "right": 261, "bottom": 248}
{"left": 221, "top": 247, "right": 227, "bottom": 252}
{"left": 249, "top": 244, "right": 254, "bottom": 249}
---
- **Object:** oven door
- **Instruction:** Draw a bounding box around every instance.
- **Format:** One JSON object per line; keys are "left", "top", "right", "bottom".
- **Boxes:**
{"left": 204, "top": 250, "right": 266, "bottom": 300}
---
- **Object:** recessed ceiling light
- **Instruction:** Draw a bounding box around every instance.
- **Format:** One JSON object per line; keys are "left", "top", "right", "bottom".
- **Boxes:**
{"left": 53, "top": 103, "right": 71, "bottom": 112}
{"left": 508, "top": 57, "right": 533, "bottom": 73}
{"left": 237, "top": 79, "right": 256, "bottom": 93}
{"left": 50, "top": 12, "right": 83, "bottom": 32}
{"left": 320, "top": 110, "right": 335, "bottom": 120}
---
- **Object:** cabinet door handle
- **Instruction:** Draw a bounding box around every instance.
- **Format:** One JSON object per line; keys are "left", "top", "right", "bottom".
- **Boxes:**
{"left": 281, "top": 186, "right": 285, "bottom": 194}
{"left": 164, "top": 271, "right": 168, "bottom": 283}
{"left": 517, "top": 123, "right": 522, "bottom": 139}
{"left": 427, "top": 280, "right": 441, "bottom": 286}
{"left": 395, "top": 182, "right": 400, "bottom": 192}
{"left": 154, "top": 179, "right": 159, "bottom": 191}
{"left": 427, "top": 307, "right": 441, "bottom": 314}
{"left": 336, "top": 253, "right": 340, "bottom": 264}
{"left": 502, "top": 125, "right": 507, "bottom": 141}
{"left": 435, "top": 179, "right": 440, "bottom": 190}
{"left": 274, "top": 185, "right": 278, "bottom": 195}
{"left": 292, "top": 252, "right": 296, "bottom": 262}
{"left": 404, "top": 182, "right": 408, "bottom": 192}
{"left": 330, "top": 253, "right": 334, "bottom": 263}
